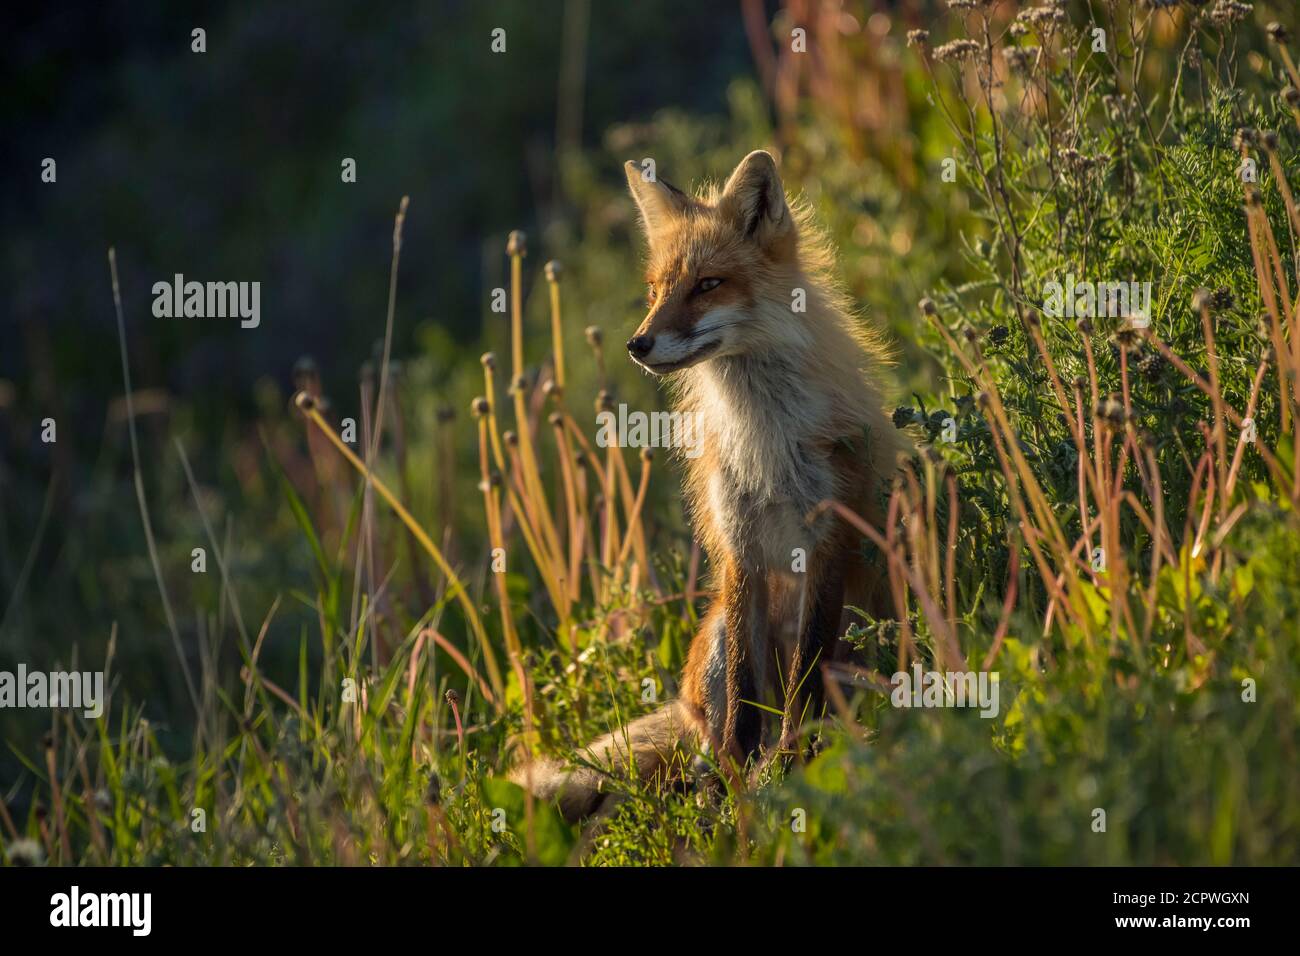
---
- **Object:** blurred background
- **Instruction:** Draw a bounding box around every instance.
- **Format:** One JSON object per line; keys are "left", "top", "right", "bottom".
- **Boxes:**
{"left": 4, "top": 0, "right": 761, "bottom": 427}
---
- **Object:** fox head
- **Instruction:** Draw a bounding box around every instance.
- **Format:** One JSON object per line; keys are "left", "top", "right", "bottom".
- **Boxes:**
{"left": 623, "top": 150, "right": 804, "bottom": 375}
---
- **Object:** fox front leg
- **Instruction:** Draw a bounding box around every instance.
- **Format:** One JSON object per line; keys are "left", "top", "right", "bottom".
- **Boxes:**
{"left": 720, "top": 561, "right": 766, "bottom": 766}
{"left": 779, "top": 545, "right": 846, "bottom": 751}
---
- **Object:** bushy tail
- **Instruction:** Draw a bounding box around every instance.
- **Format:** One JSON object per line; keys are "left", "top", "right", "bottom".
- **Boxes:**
{"left": 509, "top": 700, "right": 701, "bottom": 822}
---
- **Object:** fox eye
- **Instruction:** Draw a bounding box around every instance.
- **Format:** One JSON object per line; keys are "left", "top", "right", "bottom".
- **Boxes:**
{"left": 695, "top": 277, "right": 724, "bottom": 294}
{"left": 646, "top": 284, "right": 657, "bottom": 304}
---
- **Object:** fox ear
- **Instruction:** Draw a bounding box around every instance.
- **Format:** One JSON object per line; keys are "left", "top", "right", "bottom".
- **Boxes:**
{"left": 624, "top": 160, "right": 689, "bottom": 244}
{"left": 720, "top": 150, "right": 792, "bottom": 249}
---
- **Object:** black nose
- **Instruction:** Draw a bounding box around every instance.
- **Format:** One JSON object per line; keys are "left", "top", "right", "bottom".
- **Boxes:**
{"left": 627, "top": 334, "right": 655, "bottom": 358}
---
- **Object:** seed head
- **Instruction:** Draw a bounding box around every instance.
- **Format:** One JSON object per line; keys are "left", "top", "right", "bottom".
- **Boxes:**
{"left": 891, "top": 406, "right": 917, "bottom": 429}
{"left": 1014, "top": 6, "right": 1066, "bottom": 31}
{"left": 4, "top": 838, "right": 44, "bottom": 867}
{"left": 1111, "top": 327, "right": 1142, "bottom": 353}
{"left": 1095, "top": 395, "right": 1128, "bottom": 428}
{"left": 1208, "top": 1, "right": 1254, "bottom": 29}
{"left": 933, "top": 40, "right": 980, "bottom": 63}
{"left": 425, "top": 771, "right": 443, "bottom": 805}
{"left": 1003, "top": 46, "right": 1039, "bottom": 73}
{"left": 1136, "top": 352, "right": 1165, "bottom": 380}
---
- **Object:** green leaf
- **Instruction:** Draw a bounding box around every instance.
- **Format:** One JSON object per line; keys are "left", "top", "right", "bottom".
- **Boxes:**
{"left": 480, "top": 777, "right": 577, "bottom": 866}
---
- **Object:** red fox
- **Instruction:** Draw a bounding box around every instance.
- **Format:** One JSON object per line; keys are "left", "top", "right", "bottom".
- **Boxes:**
{"left": 513, "top": 150, "right": 903, "bottom": 820}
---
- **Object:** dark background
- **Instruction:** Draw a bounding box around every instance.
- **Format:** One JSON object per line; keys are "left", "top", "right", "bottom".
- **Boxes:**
{"left": 3, "top": 0, "right": 753, "bottom": 422}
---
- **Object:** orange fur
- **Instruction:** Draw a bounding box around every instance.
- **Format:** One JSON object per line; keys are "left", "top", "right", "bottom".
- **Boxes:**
{"left": 512, "top": 150, "right": 903, "bottom": 819}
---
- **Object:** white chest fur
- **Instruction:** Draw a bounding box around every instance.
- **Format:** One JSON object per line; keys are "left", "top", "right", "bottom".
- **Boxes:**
{"left": 691, "top": 356, "right": 836, "bottom": 572}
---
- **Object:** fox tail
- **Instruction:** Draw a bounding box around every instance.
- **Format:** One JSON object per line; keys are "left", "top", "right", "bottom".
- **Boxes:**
{"left": 509, "top": 700, "right": 702, "bottom": 822}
